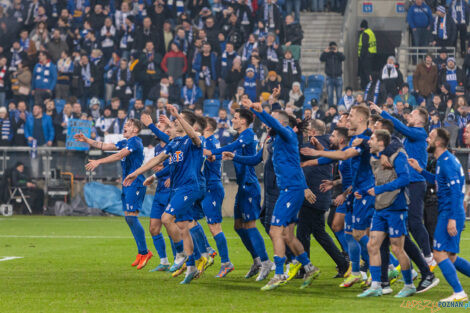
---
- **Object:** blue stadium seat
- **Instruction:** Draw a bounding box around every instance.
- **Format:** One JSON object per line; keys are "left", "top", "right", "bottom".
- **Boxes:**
{"left": 304, "top": 87, "right": 322, "bottom": 95}
{"left": 203, "top": 99, "right": 221, "bottom": 117}
{"left": 301, "top": 75, "right": 306, "bottom": 91}
{"left": 304, "top": 91, "right": 320, "bottom": 107}
{"left": 407, "top": 75, "right": 414, "bottom": 91}
{"left": 222, "top": 100, "right": 231, "bottom": 110}
{"left": 144, "top": 100, "right": 154, "bottom": 106}
{"left": 55, "top": 99, "right": 66, "bottom": 113}
{"left": 307, "top": 74, "right": 325, "bottom": 89}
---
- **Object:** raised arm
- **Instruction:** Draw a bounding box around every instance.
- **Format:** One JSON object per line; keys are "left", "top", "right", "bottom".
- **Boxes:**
{"left": 167, "top": 104, "right": 201, "bottom": 147}
{"left": 141, "top": 114, "right": 170, "bottom": 144}
{"left": 74, "top": 133, "right": 117, "bottom": 151}
{"left": 85, "top": 148, "right": 131, "bottom": 171}
{"left": 379, "top": 107, "right": 427, "bottom": 141}
{"left": 123, "top": 152, "right": 170, "bottom": 186}
{"left": 311, "top": 147, "right": 359, "bottom": 161}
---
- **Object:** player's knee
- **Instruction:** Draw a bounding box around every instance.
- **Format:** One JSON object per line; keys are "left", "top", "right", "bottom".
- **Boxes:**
{"left": 161, "top": 214, "right": 172, "bottom": 226}
{"left": 209, "top": 223, "right": 222, "bottom": 236}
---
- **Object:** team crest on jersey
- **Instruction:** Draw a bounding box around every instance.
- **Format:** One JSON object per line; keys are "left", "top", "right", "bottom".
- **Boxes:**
{"left": 169, "top": 151, "right": 184, "bottom": 164}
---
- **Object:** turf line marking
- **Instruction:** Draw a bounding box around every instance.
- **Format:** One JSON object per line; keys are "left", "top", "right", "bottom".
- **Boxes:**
{"left": 0, "top": 234, "right": 269, "bottom": 240}
{"left": 0, "top": 256, "right": 23, "bottom": 262}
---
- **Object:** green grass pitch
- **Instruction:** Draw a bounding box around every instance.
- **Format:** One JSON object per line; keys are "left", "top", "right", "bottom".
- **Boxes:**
{"left": 0, "top": 216, "right": 468, "bottom": 313}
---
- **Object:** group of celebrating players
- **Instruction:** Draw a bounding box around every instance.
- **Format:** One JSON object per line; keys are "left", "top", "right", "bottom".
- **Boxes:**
{"left": 74, "top": 86, "right": 470, "bottom": 302}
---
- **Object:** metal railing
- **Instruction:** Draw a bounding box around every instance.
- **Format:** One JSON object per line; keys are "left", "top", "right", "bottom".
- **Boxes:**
{"left": 396, "top": 46, "right": 456, "bottom": 69}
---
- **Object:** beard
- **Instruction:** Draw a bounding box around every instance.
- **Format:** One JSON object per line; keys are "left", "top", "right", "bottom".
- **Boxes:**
{"left": 427, "top": 143, "right": 436, "bottom": 154}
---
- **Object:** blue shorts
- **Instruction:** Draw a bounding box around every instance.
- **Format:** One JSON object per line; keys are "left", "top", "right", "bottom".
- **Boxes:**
{"left": 150, "top": 189, "right": 171, "bottom": 219}
{"left": 122, "top": 186, "right": 146, "bottom": 212}
{"left": 371, "top": 209, "right": 408, "bottom": 238}
{"left": 234, "top": 182, "right": 261, "bottom": 222}
{"left": 352, "top": 195, "right": 374, "bottom": 231}
{"left": 202, "top": 182, "right": 225, "bottom": 224}
{"left": 191, "top": 188, "right": 205, "bottom": 221}
{"left": 336, "top": 194, "right": 354, "bottom": 215}
{"left": 433, "top": 212, "right": 465, "bottom": 254}
{"left": 345, "top": 211, "right": 353, "bottom": 233}
{"left": 165, "top": 185, "right": 199, "bottom": 222}
{"left": 271, "top": 188, "right": 305, "bottom": 227}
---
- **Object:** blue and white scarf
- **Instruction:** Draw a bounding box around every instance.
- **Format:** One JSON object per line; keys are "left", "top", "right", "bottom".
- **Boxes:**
{"left": 183, "top": 85, "right": 197, "bottom": 105}
{"left": 81, "top": 63, "right": 92, "bottom": 87}
{"left": 283, "top": 59, "right": 297, "bottom": 75}
{"left": 267, "top": 46, "right": 279, "bottom": 63}
{"left": 263, "top": 4, "right": 275, "bottom": 29}
{"left": 221, "top": 50, "right": 236, "bottom": 67}
{"left": 433, "top": 15, "right": 448, "bottom": 39}
{"left": 242, "top": 42, "right": 258, "bottom": 62}
{"left": 452, "top": 0, "right": 466, "bottom": 24}
{"left": 113, "top": 117, "right": 127, "bottom": 134}
{"left": 364, "top": 80, "right": 381, "bottom": 104}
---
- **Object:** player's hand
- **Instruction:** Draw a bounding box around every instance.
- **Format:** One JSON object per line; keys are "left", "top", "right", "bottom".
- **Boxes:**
{"left": 240, "top": 98, "right": 254, "bottom": 109}
{"left": 140, "top": 114, "right": 153, "bottom": 127}
{"left": 123, "top": 173, "right": 137, "bottom": 187}
{"left": 85, "top": 159, "right": 101, "bottom": 171}
{"left": 304, "top": 188, "right": 316, "bottom": 204}
{"left": 352, "top": 138, "right": 363, "bottom": 147}
{"left": 272, "top": 85, "right": 281, "bottom": 99}
{"left": 380, "top": 155, "right": 393, "bottom": 169}
{"left": 222, "top": 151, "right": 234, "bottom": 160}
{"left": 207, "top": 155, "right": 216, "bottom": 162}
{"left": 152, "top": 164, "right": 163, "bottom": 172}
{"left": 407, "top": 158, "right": 422, "bottom": 173}
{"left": 300, "top": 147, "right": 319, "bottom": 157}
{"left": 74, "top": 133, "right": 87, "bottom": 142}
{"left": 310, "top": 137, "right": 324, "bottom": 150}
{"left": 300, "top": 160, "right": 316, "bottom": 167}
{"left": 367, "top": 188, "right": 376, "bottom": 196}
{"left": 203, "top": 149, "right": 213, "bottom": 156}
{"left": 166, "top": 104, "right": 179, "bottom": 117}
{"left": 164, "top": 178, "right": 171, "bottom": 188}
{"left": 354, "top": 191, "right": 362, "bottom": 199}
{"left": 319, "top": 179, "right": 334, "bottom": 192}
{"left": 143, "top": 175, "right": 155, "bottom": 186}
{"left": 370, "top": 103, "right": 382, "bottom": 114}
{"left": 448, "top": 219, "right": 458, "bottom": 237}
{"left": 333, "top": 194, "right": 346, "bottom": 206}
{"left": 159, "top": 114, "right": 171, "bottom": 126}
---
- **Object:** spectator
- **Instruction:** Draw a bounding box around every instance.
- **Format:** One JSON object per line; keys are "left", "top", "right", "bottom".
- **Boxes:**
{"left": 394, "top": 83, "right": 417, "bottom": 108}
{"left": 193, "top": 42, "right": 218, "bottom": 99}
{"left": 11, "top": 100, "right": 29, "bottom": 146}
{"left": 89, "top": 3, "right": 106, "bottom": 30}
{"left": 413, "top": 53, "right": 438, "bottom": 102}
{"left": 154, "top": 97, "right": 169, "bottom": 121}
{"left": 285, "top": 1, "right": 301, "bottom": 24}
{"left": 129, "top": 99, "right": 145, "bottom": 120}
{"left": 218, "top": 42, "right": 238, "bottom": 101}
{"left": 134, "top": 17, "right": 159, "bottom": 52}
{"left": 311, "top": 101, "right": 325, "bottom": 120}
{"left": 225, "top": 57, "right": 244, "bottom": 100}
{"left": 428, "top": 94, "right": 447, "bottom": 120}
{"left": 30, "top": 21, "right": 49, "bottom": 51}
{"left": 10, "top": 162, "right": 45, "bottom": 214}
{"left": 88, "top": 97, "right": 102, "bottom": 121}
{"left": 364, "top": 71, "right": 387, "bottom": 105}
{"left": 0, "top": 55, "right": 8, "bottom": 107}
{"left": 358, "top": 20, "right": 377, "bottom": 90}
{"left": 112, "top": 58, "right": 133, "bottom": 110}
{"left": 450, "top": 0, "right": 470, "bottom": 55}
{"left": 215, "top": 108, "right": 234, "bottom": 147}
{"left": 429, "top": 109, "right": 442, "bottom": 130}
{"left": 240, "top": 34, "right": 259, "bottom": 63}
{"left": 280, "top": 49, "right": 301, "bottom": 98}
{"left": 11, "top": 61, "right": 32, "bottom": 103}
{"left": 181, "top": 76, "right": 202, "bottom": 109}
{"left": 258, "top": 0, "right": 282, "bottom": 35}
{"left": 320, "top": 41, "right": 345, "bottom": 106}
{"left": 260, "top": 32, "right": 282, "bottom": 71}
{"left": 431, "top": 5, "right": 457, "bottom": 48}
{"left": 438, "top": 57, "right": 465, "bottom": 95}
{"left": 55, "top": 51, "right": 73, "bottom": 100}
{"left": 0, "top": 107, "right": 12, "bottom": 146}
{"left": 249, "top": 54, "right": 268, "bottom": 86}
{"left": 407, "top": 0, "right": 433, "bottom": 48}
{"left": 72, "top": 101, "right": 82, "bottom": 119}
{"left": 95, "top": 107, "right": 114, "bottom": 140}
{"left": 104, "top": 52, "right": 120, "bottom": 102}
{"left": 264, "top": 70, "right": 281, "bottom": 94}
{"left": 47, "top": 29, "right": 68, "bottom": 63}
{"left": 100, "top": 17, "right": 117, "bottom": 61}
{"left": 25, "top": 104, "right": 54, "bottom": 147}
{"left": 56, "top": 102, "right": 72, "bottom": 146}
{"left": 108, "top": 108, "right": 127, "bottom": 134}
{"left": 381, "top": 56, "right": 403, "bottom": 97}
{"left": 72, "top": 54, "right": 98, "bottom": 108}
{"left": 287, "top": 81, "right": 304, "bottom": 118}
{"left": 32, "top": 51, "right": 57, "bottom": 107}
{"left": 117, "top": 15, "right": 136, "bottom": 60}
{"left": 338, "top": 86, "right": 354, "bottom": 111}
{"left": 435, "top": 48, "right": 449, "bottom": 71}
{"left": 8, "top": 41, "right": 27, "bottom": 73}
{"left": 242, "top": 66, "right": 259, "bottom": 102}
{"left": 136, "top": 41, "right": 163, "bottom": 99}
{"left": 161, "top": 42, "right": 187, "bottom": 87}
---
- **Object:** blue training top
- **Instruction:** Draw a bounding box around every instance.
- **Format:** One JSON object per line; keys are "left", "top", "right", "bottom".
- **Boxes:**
{"left": 349, "top": 129, "right": 375, "bottom": 192}
{"left": 211, "top": 127, "right": 258, "bottom": 185}
{"left": 317, "top": 147, "right": 353, "bottom": 193}
{"left": 420, "top": 150, "right": 466, "bottom": 220}
{"left": 116, "top": 136, "right": 145, "bottom": 187}
{"left": 203, "top": 134, "right": 222, "bottom": 186}
{"left": 381, "top": 111, "right": 427, "bottom": 183}
{"left": 163, "top": 135, "right": 200, "bottom": 189}
{"left": 252, "top": 109, "right": 307, "bottom": 190}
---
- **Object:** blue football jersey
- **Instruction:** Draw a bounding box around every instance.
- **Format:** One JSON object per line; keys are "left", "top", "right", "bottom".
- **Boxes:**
{"left": 197, "top": 136, "right": 206, "bottom": 190}
{"left": 349, "top": 129, "right": 374, "bottom": 192}
{"left": 163, "top": 135, "right": 200, "bottom": 189}
{"left": 116, "top": 136, "right": 145, "bottom": 187}
{"left": 203, "top": 135, "right": 222, "bottom": 185}
{"left": 154, "top": 143, "right": 170, "bottom": 191}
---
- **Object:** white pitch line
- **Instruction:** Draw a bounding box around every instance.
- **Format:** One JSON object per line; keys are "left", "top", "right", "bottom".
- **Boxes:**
{"left": 0, "top": 256, "right": 23, "bottom": 262}
{"left": 0, "top": 234, "right": 269, "bottom": 240}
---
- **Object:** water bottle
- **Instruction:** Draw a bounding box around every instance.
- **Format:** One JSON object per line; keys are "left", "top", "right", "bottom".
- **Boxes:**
{"left": 31, "top": 139, "right": 37, "bottom": 159}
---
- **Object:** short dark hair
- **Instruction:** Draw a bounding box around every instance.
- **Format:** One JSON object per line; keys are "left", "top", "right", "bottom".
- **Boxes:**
{"left": 128, "top": 118, "right": 143, "bottom": 132}
{"left": 206, "top": 117, "right": 217, "bottom": 131}
{"left": 236, "top": 108, "right": 253, "bottom": 125}
{"left": 334, "top": 127, "right": 349, "bottom": 141}
{"left": 435, "top": 128, "right": 450, "bottom": 148}
{"left": 416, "top": 107, "right": 429, "bottom": 125}
{"left": 378, "top": 119, "right": 394, "bottom": 134}
{"left": 195, "top": 115, "right": 207, "bottom": 131}
{"left": 374, "top": 129, "right": 391, "bottom": 147}
{"left": 181, "top": 109, "right": 197, "bottom": 126}
{"left": 370, "top": 114, "right": 381, "bottom": 125}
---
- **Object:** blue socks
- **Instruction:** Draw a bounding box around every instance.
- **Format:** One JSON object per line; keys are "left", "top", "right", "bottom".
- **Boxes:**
{"left": 195, "top": 223, "right": 212, "bottom": 254}
{"left": 187, "top": 254, "right": 195, "bottom": 266}
{"left": 125, "top": 216, "right": 148, "bottom": 255}
{"left": 189, "top": 226, "right": 203, "bottom": 260}
{"left": 439, "top": 258, "right": 464, "bottom": 293}
{"left": 370, "top": 265, "right": 381, "bottom": 283}
{"left": 454, "top": 256, "right": 470, "bottom": 277}
{"left": 297, "top": 252, "right": 310, "bottom": 266}
{"left": 359, "top": 235, "right": 370, "bottom": 266}
{"left": 152, "top": 233, "right": 167, "bottom": 259}
{"left": 389, "top": 253, "right": 399, "bottom": 267}
{"left": 402, "top": 268, "right": 412, "bottom": 285}
{"left": 334, "top": 230, "right": 348, "bottom": 252}
{"left": 246, "top": 227, "right": 269, "bottom": 262}
{"left": 214, "top": 232, "right": 230, "bottom": 263}
{"left": 274, "top": 255, "right": 286, "bottom": 275}
{"left": 174, "top": 240, "right": 184, "bottom": 254}
{"left": 169, "top": 237, "right": 177, "bottom": 257}
{"left": 235, "top": 228, "right": 258, "bottom": 259}
{"left": 346, "top": 233, "right": 361, "bottom": 272}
